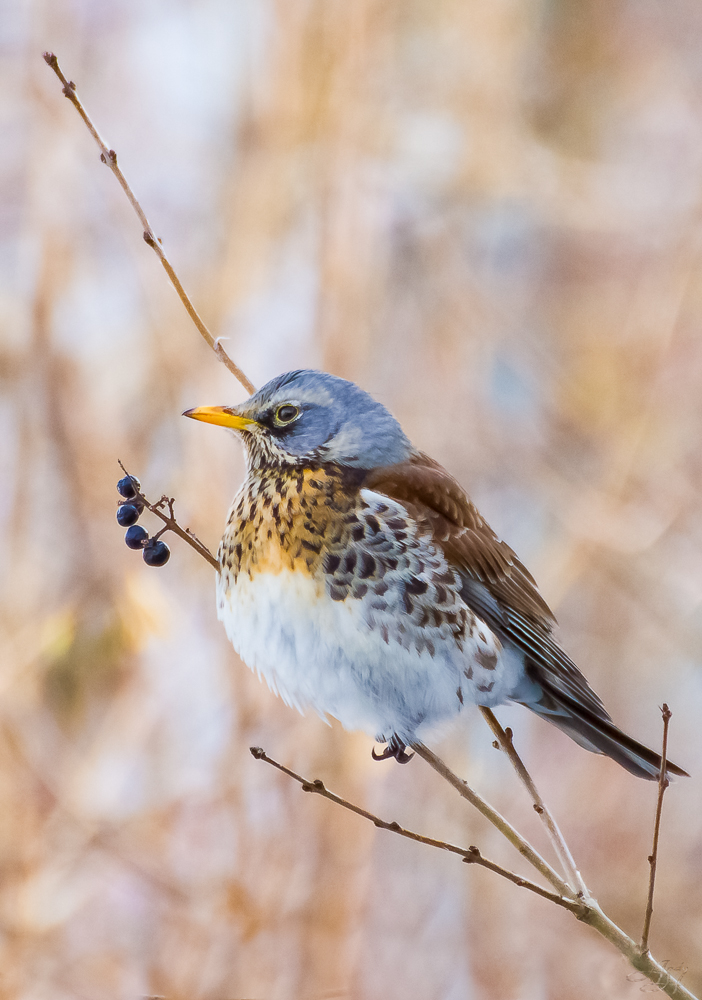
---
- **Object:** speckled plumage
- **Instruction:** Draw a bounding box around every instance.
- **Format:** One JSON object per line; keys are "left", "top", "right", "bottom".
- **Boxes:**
{"left": 185, "top": 369, "right": 687, "bottom": 779}
{"left": 216, "top": 466, "right": 526, "bottom": 741}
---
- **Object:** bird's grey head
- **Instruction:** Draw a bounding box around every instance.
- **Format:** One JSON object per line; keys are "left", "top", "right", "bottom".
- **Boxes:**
{"left": 183, "top": 370, "right": 412, "bottom": 470}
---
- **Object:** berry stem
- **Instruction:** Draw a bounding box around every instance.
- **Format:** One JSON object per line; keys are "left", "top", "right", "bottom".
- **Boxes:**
{"left": 117, "top": 461, "right": 219, "bottom": 571}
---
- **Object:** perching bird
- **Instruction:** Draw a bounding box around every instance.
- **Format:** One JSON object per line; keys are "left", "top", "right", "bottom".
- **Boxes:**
{"left": 184, "top": 369, "right": 686, "bottom": 780}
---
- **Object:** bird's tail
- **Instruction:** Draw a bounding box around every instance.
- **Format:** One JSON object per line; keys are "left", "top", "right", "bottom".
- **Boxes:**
{"left": 524, "top": 684, "right": 688, "bottom": 780}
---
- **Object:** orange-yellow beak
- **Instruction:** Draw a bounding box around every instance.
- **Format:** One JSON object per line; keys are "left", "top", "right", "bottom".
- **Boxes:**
{"left": 182, "top": 406, "right": 258, "bottom": 430}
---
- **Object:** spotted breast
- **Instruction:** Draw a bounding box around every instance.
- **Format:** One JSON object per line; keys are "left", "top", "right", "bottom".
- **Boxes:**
{"left": 217, "top": 465, "right": 525, "bottom": 744}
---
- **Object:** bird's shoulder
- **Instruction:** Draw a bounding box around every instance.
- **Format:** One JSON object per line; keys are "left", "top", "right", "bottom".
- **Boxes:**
{"left": 363, "top": 451, "right": 556, "bottom": 627}
{"left": 363, "top": 453, "right": 614, "bottom": 720}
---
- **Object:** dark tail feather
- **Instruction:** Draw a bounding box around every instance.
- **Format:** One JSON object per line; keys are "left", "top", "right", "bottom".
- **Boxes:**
{"left": 525, "top": 684, "right": 689, "bottom": 781}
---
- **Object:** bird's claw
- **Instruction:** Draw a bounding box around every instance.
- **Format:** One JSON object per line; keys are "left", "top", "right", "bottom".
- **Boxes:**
{"left": 372, "top": 736, "right": 414, "bottom": 764}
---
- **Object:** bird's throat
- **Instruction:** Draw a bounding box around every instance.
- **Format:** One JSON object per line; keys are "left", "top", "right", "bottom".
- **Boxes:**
{"left": 218, "top": 465, "right": 363, "bottom": 581}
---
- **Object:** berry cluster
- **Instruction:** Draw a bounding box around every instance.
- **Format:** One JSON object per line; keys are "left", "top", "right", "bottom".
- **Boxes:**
{"left": 117, "top": 475, "right": 171, "bottom": 566}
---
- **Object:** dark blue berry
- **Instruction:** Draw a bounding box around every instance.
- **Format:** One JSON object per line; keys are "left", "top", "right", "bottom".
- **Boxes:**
{"left": 143, "top": 539, "right": 170, "bottom": 567}
{"left": 116, "top": 504, "right": 140, "bottom": 527}
{"left": 117, "top": 475, "right": 141, "bottom": 499}
{"left": 125, "top": 524, "right": 148, "bottom": 549}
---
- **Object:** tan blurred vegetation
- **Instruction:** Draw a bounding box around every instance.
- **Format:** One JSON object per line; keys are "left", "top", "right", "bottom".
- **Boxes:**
{"left": 2, "top": 0, "right": 702, "bottom": 997}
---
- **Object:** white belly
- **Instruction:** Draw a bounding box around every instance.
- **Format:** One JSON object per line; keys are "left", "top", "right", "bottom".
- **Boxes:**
{"left": 217, "top": 567, "right": 523, "bottom": 742}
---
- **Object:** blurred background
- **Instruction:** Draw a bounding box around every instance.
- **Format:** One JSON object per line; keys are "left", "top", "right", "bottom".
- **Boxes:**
{"left": 2, "top": 0, "right": 702, "bottom": 997}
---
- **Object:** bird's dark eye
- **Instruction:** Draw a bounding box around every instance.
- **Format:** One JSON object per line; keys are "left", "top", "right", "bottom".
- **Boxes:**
{"left": 275, "top": 404, "right": 300, "bottom": 425}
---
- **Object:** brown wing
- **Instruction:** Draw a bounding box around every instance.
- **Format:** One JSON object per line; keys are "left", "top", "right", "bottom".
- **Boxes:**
{"left": 364, "top": 451, "right": 611, "bottom": 722}
{"left": 365, "top": 451, "right": 555, "bottom": 625}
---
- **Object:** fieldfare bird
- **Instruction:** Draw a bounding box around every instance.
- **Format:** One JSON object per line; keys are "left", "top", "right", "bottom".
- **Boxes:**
{"left": 185, "top": 370, "right": 686, "bottom": 780}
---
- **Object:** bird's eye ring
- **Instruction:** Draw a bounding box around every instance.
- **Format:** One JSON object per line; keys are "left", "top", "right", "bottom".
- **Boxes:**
{"left": 275, "top": 404, "right": 300, "bottom": 425}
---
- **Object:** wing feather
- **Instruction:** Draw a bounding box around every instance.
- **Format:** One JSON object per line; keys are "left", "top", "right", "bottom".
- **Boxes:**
{"left": 364, "top": 452, "right": 610, "bottom": 721}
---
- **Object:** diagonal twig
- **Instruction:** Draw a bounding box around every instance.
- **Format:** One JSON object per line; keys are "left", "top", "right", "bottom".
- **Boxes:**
{"left": 641, "top": 703, "right": 672, "bottom": 953}
{"left": 408, "top": 740, "right": 577, "bottom": 900}
{"left": 252, "top": 744, "right": 696, "bottom": 999}
{"left": 249, "top": 746, "right": 583, "bottom": 914}
{"left": 42, "top": 51, "right": 255, "bottom": 397}
{"left": 479, "top": 706, "right": 589, "bottom": 898}
{"left": 412, "top": 738, "right": 695, "bottom": 999}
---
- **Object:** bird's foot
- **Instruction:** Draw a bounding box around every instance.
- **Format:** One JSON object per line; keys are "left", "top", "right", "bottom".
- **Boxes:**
{"left": 372, "top": 735, "right": 414, "bottom": 764}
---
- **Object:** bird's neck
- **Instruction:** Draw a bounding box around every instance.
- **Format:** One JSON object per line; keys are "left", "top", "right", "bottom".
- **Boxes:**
{"left": 219, "top": 463, "right": 366, "bottom": 580}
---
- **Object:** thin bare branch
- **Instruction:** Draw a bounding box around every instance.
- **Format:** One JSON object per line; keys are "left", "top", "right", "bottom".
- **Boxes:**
{"left": 408, "top": 740, "right": 576, "bottom": 900}
{"left": 412, "top": 737, "right": 695, "bottom": 999}
{"left": 42, "top": 51, "right": 256, "bottom": 397}
{"left": 249, "top": 746, "right": 583, "bottom": 914}
{"left": 252, "top": 744, "right": 696, "bottom": 999}
{"left": 641, "top": 703, "right": 672, "bottom": 953}
{"left": 117, "top": 461, "right": 220, "bottom": 571}
{"left": 479, "top": 707, "right": 589, "bottom": 898}
{"left": 581, "top": 904, "right": 696, "bottom": 1000}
